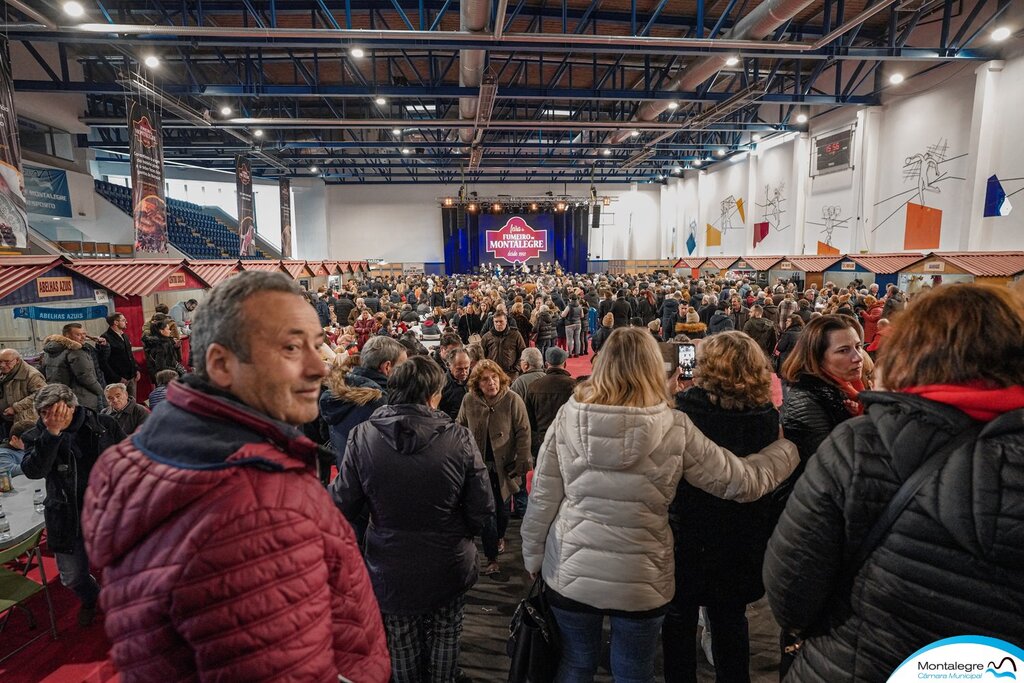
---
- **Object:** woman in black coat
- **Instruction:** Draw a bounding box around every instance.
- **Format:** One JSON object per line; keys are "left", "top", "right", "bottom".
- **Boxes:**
{"left": 773, "top": 314, "right": 804, "bottom": 382}
{"left": 142, "top": 319, "right": 179, "bottom": 382}
{"left": 765, "top": 284, "right": 1024, "bottom": 682}
{"left": 331, "top": 356, "right": 494, "bottom": 681}
{"left": 663, "top": 331, "right": 779, "bottom": 683}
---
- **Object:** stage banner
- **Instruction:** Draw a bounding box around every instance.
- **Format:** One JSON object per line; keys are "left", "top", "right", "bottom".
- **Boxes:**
{"left": 24, "top": 165, "right": 72, "bottom": 217}
{"left": 129, "top": 100, "right": 168, "bottom": 253}
{"left": 479, "top": 214, "right": 554, "bottom": 264}
{"left": 279, "top": 178, "right": 292, "bottom": 258}
{"left": 0, "top": 40, "right": 29, "bottom": 249}
{"left": 236, "top": 155, "right": 257, "bottom": 256}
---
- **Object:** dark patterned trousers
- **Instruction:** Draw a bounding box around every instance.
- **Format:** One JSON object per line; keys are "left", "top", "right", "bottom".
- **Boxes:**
{"left": 383, "top": 593, "right": 466, "bottom": 683}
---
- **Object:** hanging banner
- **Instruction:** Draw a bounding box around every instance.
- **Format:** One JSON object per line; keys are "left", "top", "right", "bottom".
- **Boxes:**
{"left": 279, "top": 177, "right": 292, "bottom": 258}
{"left": 24, "top": 165, "right": 72, "bottom": 218}
{"left": 14, "top": 305, "right": 109, "bottom": 322}
{"left": 0, "top": 40, "right": 29, "bottom": 249}
{"left": 236, "top": 156, "right": 256, "bottom": 256}
{"left": 129, "top": 100, "right": 168, "bottom": 253}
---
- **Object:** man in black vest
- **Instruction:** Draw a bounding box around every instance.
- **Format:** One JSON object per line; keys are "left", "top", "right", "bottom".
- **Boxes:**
{"left": 101, "top": 313, "right": 140, "bottom": 400}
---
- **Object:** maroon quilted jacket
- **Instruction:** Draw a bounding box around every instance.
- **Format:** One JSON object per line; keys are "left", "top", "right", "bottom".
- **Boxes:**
{"left": 82, "top": 377, "right": 391, "bottom": 682}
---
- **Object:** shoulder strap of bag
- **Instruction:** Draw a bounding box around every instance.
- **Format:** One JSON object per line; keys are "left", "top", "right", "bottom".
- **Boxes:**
{"left": 842, "top": 424, "right": 981, "bottom": 585}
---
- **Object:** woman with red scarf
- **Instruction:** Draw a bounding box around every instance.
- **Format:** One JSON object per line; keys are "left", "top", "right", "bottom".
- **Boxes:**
{"left": 765, "top": 284, "right": 1024, "bottom": 682}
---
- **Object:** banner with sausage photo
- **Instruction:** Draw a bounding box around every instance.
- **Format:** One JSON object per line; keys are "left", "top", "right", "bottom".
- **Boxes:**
{"left": 0, "top": 40, "right": 29, "bottom": 250}
{"left": 236, "top": 155, "right": 257, "bottom": 256}
{"left": 129, "top": 100, "right": 168, "bottom": 253}
{"left": 279, "top": 177, "right": 292, "bottom": 258}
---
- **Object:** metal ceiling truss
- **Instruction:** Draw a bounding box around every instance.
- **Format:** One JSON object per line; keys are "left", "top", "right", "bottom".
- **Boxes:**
{"left": 6, "top": 0, "right": 1009, "bottom": 184}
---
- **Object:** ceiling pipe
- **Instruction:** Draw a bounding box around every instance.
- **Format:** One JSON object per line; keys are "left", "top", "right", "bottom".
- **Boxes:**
{"left": 608, "top": 0, "right": 903, "bottom": 144}
{"left": 6, "top": 1, "right": 56, "bottom": 29}
{"left": 459, "top": 0, "right": 490, "bottom": 144}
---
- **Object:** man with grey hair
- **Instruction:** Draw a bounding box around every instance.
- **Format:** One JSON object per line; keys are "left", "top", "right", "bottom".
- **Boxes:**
{"left": 22, "top": 383, "right": 125, "bottom": 626}
{"left": 80, "top": 271, "right": 391, "bottom": 681}
{"left": 510, "top": 347, "right": 545, "bottom": 400}
{"left": 101, "top": 382, "right": 149, "bottom": 435}
{"left": 0, "top": 347, "right": 46, "bottom": 430}
{"left": 320, "top": 334, "right": 408, "bottom": 469}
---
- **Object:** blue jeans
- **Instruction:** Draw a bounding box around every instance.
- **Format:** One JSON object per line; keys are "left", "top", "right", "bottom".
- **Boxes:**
{"left": 550, "top": 605, "right": 665, "bottom": 683}
{"left": 54, "top": 535, "right": 100, "bottom": 607}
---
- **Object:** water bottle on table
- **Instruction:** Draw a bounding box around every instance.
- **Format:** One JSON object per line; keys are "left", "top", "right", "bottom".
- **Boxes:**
{"left": 33, "top": 488, "right": 45, "bottom": 514}
{"left": 0, "top": 511, "right": 10, "bottom": 541}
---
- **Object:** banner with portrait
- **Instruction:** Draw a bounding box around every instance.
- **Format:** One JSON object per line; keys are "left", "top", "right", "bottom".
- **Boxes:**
{"left": 279, "top": 178, "right": 292, "bottom": 258}
{"left": 129, "top": 100, "right": 168, "bottom": 253}
{"left": 236, "top": 155, "right": 256, "bottom": 256}
{"left": 0, "top": 40, "right": 29, "bottom": 249}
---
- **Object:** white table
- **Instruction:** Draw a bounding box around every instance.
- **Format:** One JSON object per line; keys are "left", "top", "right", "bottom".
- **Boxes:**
{"left": 0, "top": 475, "right": 45, "bottom": 549}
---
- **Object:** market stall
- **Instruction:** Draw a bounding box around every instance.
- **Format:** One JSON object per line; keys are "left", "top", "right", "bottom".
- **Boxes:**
{"left": 699, "top": 257, "right": 738, "bottom": 280}
{"left": 824, "top": 253, "right": 924, "bottom": 291}
{"left": 898, "top": 251, "right": 1024, "bottom": 292}
{"left": 67, "top": 259, "right": 212, "bottom": 401}
{"left": 768, "top": 255, "right": 844, "bottom": 292}
{"left": 725, "top": 256, "right": 784, "bottom": 286}
{"left": 672, "top": 257, "right": 707, "bottom": 280}
{"left": 0, "top": 255, "right": 111, "bottom": 355}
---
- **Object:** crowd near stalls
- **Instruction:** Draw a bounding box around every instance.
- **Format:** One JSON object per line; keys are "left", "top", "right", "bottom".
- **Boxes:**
{"left": 5, "top": 264, "right": 1023, "bottom": 683}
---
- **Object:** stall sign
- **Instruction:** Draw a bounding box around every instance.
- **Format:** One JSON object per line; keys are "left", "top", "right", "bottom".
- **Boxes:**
{"left": 924, "top": 262, "right": 945, "bottom": 272}
{"left": 36, "top": 276, "right": 74, "bottom": 298}
{"left": 167, "top": 272, "right": 187, "bottom": 288}
{"left": 841, "top": 261, "right": 857, "bottom": 271}
{"left": 14, "top": 305, "right": 109, "bottom": 321}
{"left": 779, "top": 261, "right": 793, "bottom": 270}
{"left": 94, "top": 289, "right": 108, "bottom": 304}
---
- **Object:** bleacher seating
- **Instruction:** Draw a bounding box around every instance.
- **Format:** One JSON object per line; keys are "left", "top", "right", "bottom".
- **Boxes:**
{"left": 94, "top": 180, "right": 269, "bottom": 259}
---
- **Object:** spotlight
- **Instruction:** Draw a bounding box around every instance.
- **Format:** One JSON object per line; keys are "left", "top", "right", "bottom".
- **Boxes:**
{"left": 530, "top": 203, "right": 538, "bottom": 211}
{"left": 752, "top": 134, "right": 762, "bottom": 142}
{"left": 602, "top": 149, "right": 612, "bottom": 156}
{"left": 63, "top": 1, "right": 85, "bottom": 17}
{"left": 630, "top": 130, "right": 641, "bottom": 138}
{"left": 310, "top": 166, "right": 318, "bottom": 173}
{"left": 992, "top": 26, "right": 1012, "bottom": 41}
{"left": 254, "top": 129, "right": 264, "bottom": 138}
{"left": 392, "top": 128, "right": 402, "bottom": 136}
{"left": 401, "top": 147, "right": 411, "bottom": 154}
{"left": 443, "top": 197, "right": 454, "bottom": 207}
{"left": 468, "top": 203, "right": 478, "bottom": 212}
{"left": 725, "top": 55, "right": 740, "bottom": 67}
{"left": 693, "top": 159, "right": 703, "bottom": 167}
{"left": 715, "top": 148, "right": 726, "bottom": 157}
{"left": 350, "top": 47, "right": 365, "bottom": 58}
{"left": 143, "top": 55, "right": 160, "bottom": 68}
{"left": 493, "top": 203, "right": 502, "bottom": 212}
{"left": 375, "top": 96, "right": 387, "bottom": 106}
{"left": 220, "top": 106, "right": 232, "bottom": 116}
{"left": 889, "top": 73, "right": 905, "bottom": 85}
{"left": 602, "top": 196, "right": 610, "bottom": 206}
{"left": 667, "top": 102, "right": 679, "bottom": 110}
{"left": 796, "top": 113, "right": 808, "bottom": 124}
{"left": 556, "top": 201, "right": 566, "bottom": 212}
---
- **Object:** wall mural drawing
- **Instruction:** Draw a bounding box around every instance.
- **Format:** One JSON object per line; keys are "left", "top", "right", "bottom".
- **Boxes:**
{"left": 754, "top": 182, "right": 789, "bottom": 247}
{"left": 985, "top": 174, "right": 1024, "bottom": 217}
{"left": 706, "top": 195, "right": 745, "bottom": 248}
{"left": 806, "top": 205, "right": 850, "bottom": 255}
{"left": 872, "top": 137, "right": 968, "bottom": 249}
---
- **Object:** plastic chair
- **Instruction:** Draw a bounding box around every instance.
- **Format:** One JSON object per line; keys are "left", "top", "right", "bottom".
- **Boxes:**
{"left": 0, "top": 528, "right": 58, "bottom": 662}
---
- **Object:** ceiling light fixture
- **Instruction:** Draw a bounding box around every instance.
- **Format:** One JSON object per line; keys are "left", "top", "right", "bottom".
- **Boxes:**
{"left": 310, "top": 166, "right": 318, "bottom": 173}
{"left": 725, "top": 55, "right": 740, "bottom": 67}
{"left": 630, "top": 130, "right": 641, "bottom": 138}
{"left": 667, "top": 101, "right": 679, "bottom": 110}
{"left": 752, "top": 133, "right": 762, "bottom": 142}
{"left": 63, "top": 2, "right": 85, "bottom": 17}
{"left": 143, "top": 55, "right": 160, "bottom": 68}
{"left": 220, "top": 106, "right": 232, "bottom": 116}
{"left": 391, "top": 128, "right": 402, "bottom": 135}
{"left": 673, "top": 165, "right": 682, "bottom": 173}
{"left": 401, "top": 147, "right": 411, "bottom": 154}
{"left": 602, "top": 149, "right": 612, "bottom": 156}
{"left": 350, "top": 47, "right": 365, "bottom": 58}
{"left": 693, "top": 159, "right": 703, "bottom": 167}
{"left": 992, "top": 26, "right": 1012, "bottom": 41}
{"left": 253, "top": 129, "right": 264, "bottom": 137}
{"left": 715, "top": 148, "right": 726, "bottom": 157}
{"left": 889, "top": 73, "right": 905, "bottom": 85}
{"left": 375, "top": 96, "right": 387, "bottom": 106}
{"left": 796, "top": 113, "right": 809, "bottom": 124}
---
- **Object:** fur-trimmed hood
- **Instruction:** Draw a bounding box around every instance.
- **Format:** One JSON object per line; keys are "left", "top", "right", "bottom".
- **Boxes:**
{"left": 42, "top": 334, "right": 82, "bottom": 354}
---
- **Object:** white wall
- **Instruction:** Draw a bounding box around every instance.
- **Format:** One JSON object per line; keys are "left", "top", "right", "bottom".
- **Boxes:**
{"left": 698, "top": 158, "right": 750, "bottom": 255}
{"left": 753, "top": 139, "right": 797, "bottom": 255}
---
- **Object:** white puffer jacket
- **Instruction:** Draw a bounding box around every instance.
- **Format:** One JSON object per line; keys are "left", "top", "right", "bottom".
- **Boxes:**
{"left": 520, "top": 398, "right": 798, "bottom": 612}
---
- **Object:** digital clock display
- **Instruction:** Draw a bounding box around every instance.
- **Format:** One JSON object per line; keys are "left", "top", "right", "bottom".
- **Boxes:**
{"left": 814, "top": 129, "right": 854, "bottom": 175}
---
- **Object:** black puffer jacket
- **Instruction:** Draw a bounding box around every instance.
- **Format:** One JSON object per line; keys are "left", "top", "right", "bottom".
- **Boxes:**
{"left": 672, "top": 388, "right": 778, "bottom": 605}
{"left": 777, "top": 373, "right": 852, "bottom": 512}
{"left": 764, "top": 392, "right": 1024, "bottom": 682}
{"left": 332, "top": 404, "right": 494, "bottom": 615}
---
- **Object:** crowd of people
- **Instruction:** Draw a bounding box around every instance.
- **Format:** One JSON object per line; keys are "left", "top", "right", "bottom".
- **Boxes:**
{"left": 1, "top": 264, "right": 1021, "bottom": 683}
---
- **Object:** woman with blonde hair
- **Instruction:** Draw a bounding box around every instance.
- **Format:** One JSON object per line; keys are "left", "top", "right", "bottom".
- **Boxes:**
{"left": 457, "top": 359, "right": 531, "bottom": 576}
{"left": 521, "top": 327, "right": 797, "bottom": 682}
{"left": 663, "top": 331, "right": 779, "bottom": 682}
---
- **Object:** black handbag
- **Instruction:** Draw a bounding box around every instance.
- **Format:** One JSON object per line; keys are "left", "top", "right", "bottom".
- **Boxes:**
{"left": 507, "top": 576, "right": 560, "bottom": 683}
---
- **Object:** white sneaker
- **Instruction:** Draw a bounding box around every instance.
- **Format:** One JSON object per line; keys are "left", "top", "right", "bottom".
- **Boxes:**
{"left": 701, "top": 630, "right": 715, "bottom": 666}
